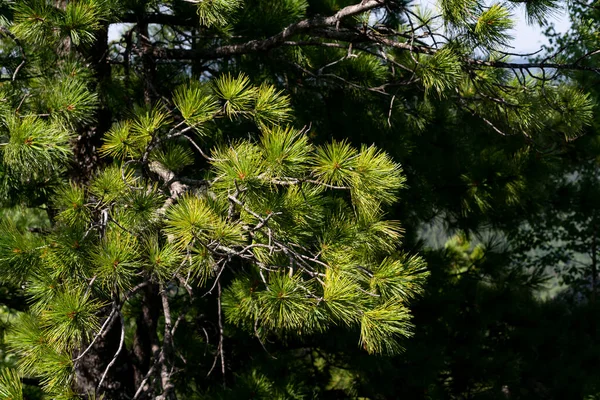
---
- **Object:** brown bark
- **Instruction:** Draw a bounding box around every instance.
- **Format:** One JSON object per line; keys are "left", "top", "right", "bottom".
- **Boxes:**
{"left": 137, "top": 17, "right": 157, "bottom": 105}
{"left": 71, "top": 24, "right": 112, "bottom": 184}
{"left": 592, "top": 224, "right": 597, "bottom": 303}
{"left": 55, "top": 0, "right": 72, "bottom": 55}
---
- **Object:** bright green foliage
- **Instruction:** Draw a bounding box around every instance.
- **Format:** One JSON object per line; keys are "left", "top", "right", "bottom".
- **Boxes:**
{"left": 13, "top": 0, "right": 111, "bottom": 44}
{"left": 11, "top": 1, "right": 58, "bottom": 46}
{"left": 149, "top": 143, "right": 195, "bottom": 173}
{"left": 53, "top": 183, "right": 89, "bottom": 228}
{"left": 0, "top": 61, "right": 425, "bottom": 395}
{"left": 98, "top": 121, "right": 134, "bottom": 159}
{"left": 100, "top": 106, "right": 174, "bottom": 159}
{"left": 195, "top": 0, "right": 243, "bottom": 27}
{"left": 360, "top": 300, "right": 412, "bottom": 354}
{"left": 210, "top": 141, "right": 265, "bottom": 190}
{"left": 172, "top": 83, "right": 220, "bottom": 130}
{"left": 89, "top": 165, "right": 136, "bottom": 204}
{"left": 142, "top": 235, "right": 182, "bottom": 282}
{"left": 165, "top": 194, "right": 233, "bottom": 247}
{"left": 370, "top": 255, "right": 428, "bottom": 301}
{"left": 0, "top": 221, "right": 42, "bottom": 284}
{"left": 43, "top": 79, "right": 99, "bottom": 125}
{"left": 0, "top": 368, "right": 23, "bottom": 400}
{"left": 259, "top": 125, "right": 310, "bottom": 178}
{"left": 254, "top": 83, "right": 293, "bottom": 127}
{"left": 1, "top": 116, "right": 71, "bottom": 180}
{"left": 312, "top": 140, "right": 359, "bottom": 187}
{"left": 61, "top": 1, "right": 107, "bottom": 46}
{"left": 213, "top": 73, "right": 260, "bottom": 118}
{"left": 322, "top": 269, "right": 364, "bottom": 324}
{"left": 255, "top": 272, "right": 319, "bottom": 331}
{"left": 7, "top": 313, "right": 74, "bottom": 394}
{"left": 91, "top": 230, "right": 141, "bottom": 291}
{"left": 416, "top": 48, "right": 463, "bottom": 96}
{"left": 41, "top": 289, "right": 103, "bottom": 350}
{"left": 473, "top": 4, "right": 514, "bottom": 49}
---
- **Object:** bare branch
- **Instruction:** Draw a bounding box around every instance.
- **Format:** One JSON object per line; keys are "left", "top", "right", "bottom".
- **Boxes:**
{"left": 97, "top": 312, "right": 126, "bottom": 393}
{"left": 152, "top": 0, "right": 387, "bottom": 60}
{"left": 157, "top": 286, "right": 176, "bottom": 398}
{"left": 208, "top": 280, "right": 226, "bottom": 385}
{"left": 73, "top": 308, "right": 117, "bottom": 363}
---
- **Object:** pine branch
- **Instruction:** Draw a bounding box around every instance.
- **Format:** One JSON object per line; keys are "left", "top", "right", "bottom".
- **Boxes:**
{"left": 152, "top": 0, "right": 387, "bottom": 59}
{"left": 157, "top": 286, "right": 175, "bottom": 399}
{"left": 142, "top": 0, "right": 600, "bottom": 77}
{"left": 74, "top": 282, "right": 150, "bottom": 367}
{"left": 96, "top": 312, "right": 126, "bottom": 394}
{"left": 149, "top": 160, "right": 190, "bottom": 213}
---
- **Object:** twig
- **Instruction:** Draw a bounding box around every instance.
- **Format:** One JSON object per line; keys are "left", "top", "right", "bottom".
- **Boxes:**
{"left": 182, "top": 133, "right": 217, "bottom": 161}
{"left": 133, "top": 357, "right": 160, "bottom": 399}
{"left": 254, "top": 317, "right": 277, "bottom": 359}
{"left": 97, "top": 312, "right": 126, "bottom": 393}
{"left": 158, "top": 286, "right": 176, "bottom": 397}
{"left": 73, "top": 307, "right": 116, "bottom": 363}
{"left": 207, "top": 280, "right": 226, "bottom": 385}
{"left": 387, "top": 94, "right": 396, "bottom": 127}
{"left": 74, "top": 281, "right": 148, "bottom": 364}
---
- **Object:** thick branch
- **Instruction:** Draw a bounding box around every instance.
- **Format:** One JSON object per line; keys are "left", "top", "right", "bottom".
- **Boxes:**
{"left": 149, "top": 160, "right": 189, "bottom": 213}
{"left": 152, "top": 0, "right": 386, "bottom": 60}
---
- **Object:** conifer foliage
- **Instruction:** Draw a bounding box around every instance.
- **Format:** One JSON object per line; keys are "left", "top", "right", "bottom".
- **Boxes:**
{"left": 1, "top": 68, "right": 425, "bottom": 397}
{"left": 0, "top": 0, "right": 597, "bottom": 398}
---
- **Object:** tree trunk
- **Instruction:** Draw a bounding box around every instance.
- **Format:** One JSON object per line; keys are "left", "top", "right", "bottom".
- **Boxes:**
{"left": 591, "top": 223, "right": 597, "bottom": 303}
{"left": 72, "top": 24, "right": 112, "bottom": 184}
{"left": 137, "top": 17, "right": 157, "bottom": 105}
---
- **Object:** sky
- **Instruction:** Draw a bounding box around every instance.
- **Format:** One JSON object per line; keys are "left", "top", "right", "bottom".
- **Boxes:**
{"left": 416, "top": 0, "right": 572, "bottom": 53}
{"left": 510, "top": 6, "right": 571, "bottom": 52}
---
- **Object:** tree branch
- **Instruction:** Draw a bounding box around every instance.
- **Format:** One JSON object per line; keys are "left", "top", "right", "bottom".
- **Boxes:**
{"left": 142, "top": 0, "right": 600, "bottom": 76}
{"left": 97, "top": 312, "right": 126, "bottom": 394}
{"left": 151, "top": 0, "right": 386, "bottom": 60}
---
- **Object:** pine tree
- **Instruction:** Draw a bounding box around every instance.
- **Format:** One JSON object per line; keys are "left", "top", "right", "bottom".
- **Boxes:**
{"left": 0, "top": 0, "right": 598, "bottom": 398}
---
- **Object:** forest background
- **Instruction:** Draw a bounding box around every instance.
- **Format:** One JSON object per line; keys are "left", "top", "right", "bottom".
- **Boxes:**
{"left": 0, "top": 0, "right": 599, "bottom": 399}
